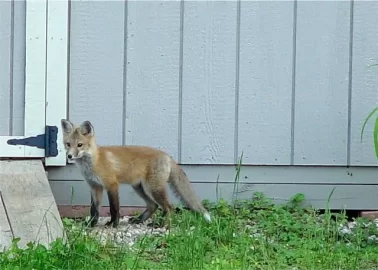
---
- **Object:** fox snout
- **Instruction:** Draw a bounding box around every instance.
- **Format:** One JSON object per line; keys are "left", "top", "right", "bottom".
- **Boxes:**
{"left": 66, "top": 150, "right": 79, "bottom": 163}
{"left": 67, "top": 153, "right": 75, "bottom": 161}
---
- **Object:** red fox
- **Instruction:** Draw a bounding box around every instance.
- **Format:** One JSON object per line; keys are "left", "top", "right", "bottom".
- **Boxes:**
{"left": 61, "top": 119, "right": 211, "bottom": 228}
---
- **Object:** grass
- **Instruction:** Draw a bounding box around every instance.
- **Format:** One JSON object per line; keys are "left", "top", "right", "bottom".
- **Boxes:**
{"left": 1, "top": 159, "right": 378, "bottom": 269}
{"left": 1, "top": 192, "right": 378, "bottom": 270}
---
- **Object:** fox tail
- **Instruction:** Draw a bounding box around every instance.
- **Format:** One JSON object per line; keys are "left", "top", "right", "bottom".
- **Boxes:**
{"left": 168, "top": 163, "right": 211, "bottom": 222}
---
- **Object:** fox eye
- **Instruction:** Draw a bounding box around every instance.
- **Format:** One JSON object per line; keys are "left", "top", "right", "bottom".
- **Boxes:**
{"left": 77, "top": 143, "right": 83, "bottom": 147}
{"left": 66, "top": 143, "right": 70, "bottom": 147}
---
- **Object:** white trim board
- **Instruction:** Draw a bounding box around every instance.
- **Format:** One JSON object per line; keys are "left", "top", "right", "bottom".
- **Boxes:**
{"left": 24, "top": 0, "right": 47, "bottom": 157}
{"left": 0, "top": 137, "right": 44, "bottom": 158}
{"left": 0, "top": 137, "right": 25, "bottom": 157}
{"left": 45, "top": 0, "right": 69, "bottom": 166}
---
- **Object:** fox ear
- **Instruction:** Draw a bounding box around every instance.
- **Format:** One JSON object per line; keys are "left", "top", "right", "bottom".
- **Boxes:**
{"left": 80, "top": 121, "right": 94, "bottom": 136}
{"left": 61, "top": 119, "right": 73, "bottom": 134}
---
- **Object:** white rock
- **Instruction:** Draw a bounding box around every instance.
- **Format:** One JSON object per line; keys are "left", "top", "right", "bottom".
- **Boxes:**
{"left": 368, "top": 235, "right": 378, "bottom": 241}
{"left": 340, "top": 227, "right": 351, "bottom": 235}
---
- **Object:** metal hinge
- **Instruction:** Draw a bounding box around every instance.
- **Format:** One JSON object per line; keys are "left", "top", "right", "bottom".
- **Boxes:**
{"left": 7, "top": 126, "right": 58, "bottom": 157}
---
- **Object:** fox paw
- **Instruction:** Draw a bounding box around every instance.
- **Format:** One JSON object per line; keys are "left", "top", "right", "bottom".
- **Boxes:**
{"left": 105, "top": 220, "right": 119, "bottom": 228}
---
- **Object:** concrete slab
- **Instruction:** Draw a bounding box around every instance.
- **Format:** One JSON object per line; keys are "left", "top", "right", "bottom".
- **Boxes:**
{"left": 0, "top": 160, "right": 64, "bottom": 250}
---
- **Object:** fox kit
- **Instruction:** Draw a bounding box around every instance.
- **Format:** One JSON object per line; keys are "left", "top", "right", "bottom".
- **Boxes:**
{"left": 61, "top": 119, "right": 211, "bottom": 228}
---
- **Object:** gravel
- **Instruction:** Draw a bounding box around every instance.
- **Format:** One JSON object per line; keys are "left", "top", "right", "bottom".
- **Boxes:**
{"left": 77, "top": 216, "right": 378, "bottom": 249}
{"left": 338, "top": 218, "right": 378, "bottom": 239}
{"left": 81, "top": 216, "right": 170, "bottom": 248}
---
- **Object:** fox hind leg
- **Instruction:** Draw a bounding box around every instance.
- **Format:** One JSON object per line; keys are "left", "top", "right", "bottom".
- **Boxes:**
{"left": 148, "top": 186, "right": 173, "bottom": 228}
{"left": 129, "top": 183, "right": 158, "bottom": 224}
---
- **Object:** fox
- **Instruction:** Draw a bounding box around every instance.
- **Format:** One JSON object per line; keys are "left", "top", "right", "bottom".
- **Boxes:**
{"left": 60, "top": 119, "right": 211, "bottom": 228}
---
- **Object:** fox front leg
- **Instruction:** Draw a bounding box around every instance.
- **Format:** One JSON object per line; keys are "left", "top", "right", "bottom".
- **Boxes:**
{"left": 86, "top": 185, "right": 103, "bottom": 227}
{"left": 105, "top": 185, "right": 120, "bottom": 228}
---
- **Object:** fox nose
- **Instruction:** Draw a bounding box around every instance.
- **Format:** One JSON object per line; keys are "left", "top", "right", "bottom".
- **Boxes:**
{"left": 67, "top": 154, "right": 72, "bottom": 159}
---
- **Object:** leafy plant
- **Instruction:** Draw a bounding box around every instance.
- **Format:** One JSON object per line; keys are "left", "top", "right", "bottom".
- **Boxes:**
{"left": 2, "top": 192, "right": 378, "bottom": 269}
{"left": 361, "top": 106, "right": 378, "bottom": 159}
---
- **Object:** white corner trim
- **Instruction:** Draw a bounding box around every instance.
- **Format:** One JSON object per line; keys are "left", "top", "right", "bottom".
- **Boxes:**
{"left": 45, "top": 0, "right": 69, "bottom": 166}
{"left": 24, "top": 0, "right": 47, "bottom": 157}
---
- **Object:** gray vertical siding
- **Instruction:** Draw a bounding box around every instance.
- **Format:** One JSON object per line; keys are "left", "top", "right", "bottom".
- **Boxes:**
{"left": 66, "top": 0, "right": 378, "bottom": 167}
{"left": 0, "top": 0, "right": 25, "bottom": 136}
{"left": 238, "top": 1, "right": 294, "bottom": 165}
{"left": 181, "top": 1, "right": 237, "bottom": 165}
{"left": 350, "top": 1, "right": 378, "bottom": 166}
{"left": 49, "top": 0, "right": 378, "bottom": 211}
{"left": 294, "top": 1, "right": 351, "bottom": 165}
{"left": 1, "top": 1, "right": 378, "bottom": 166}
{"left": 11, "top": 0, "right": 25, "bottom": 136}
{"left": 69, "top": 1, "right": 125, "bottom": 146}
{"left": 125, "top": 1, "right": 181, "bottom": 161}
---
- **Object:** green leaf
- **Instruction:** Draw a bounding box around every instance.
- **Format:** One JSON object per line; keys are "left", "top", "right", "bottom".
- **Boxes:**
{"left": 366, "top": 63, "right": 378, "bottom": 69}
{"left": 360, "top": 106, "right": 378, "bottom": 142}
{"left": 373, "top": 116, "right": 378, "bottom": 160}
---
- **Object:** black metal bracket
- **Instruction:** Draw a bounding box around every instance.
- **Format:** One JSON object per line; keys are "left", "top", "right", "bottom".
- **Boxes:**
{"left": 7, "top": 126, "right": 58, "bottom": 157}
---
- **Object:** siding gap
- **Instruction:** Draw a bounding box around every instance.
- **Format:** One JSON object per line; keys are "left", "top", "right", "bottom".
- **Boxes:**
{"left": 66, "top": 0, "right": 71, "bottom": 120}
{"left": 178, "top": 0, "right": 184, "bottom": 163}
{"left": 347, "top": 0, "right": 354, "bottom": 166}
{"left": 9, "top": 0, "right": 15, "bottom": 136}
{"left": 122, "top": 0, "right": 128, "bottom": 146}
{"left": 44, "top": 0, "right": 49, "bottom": 131}
{"left": 234, "top": 0, "right": 241, "bottom": 164}
{"left": 290, "top": 0, "right": 298, "bottom": 165}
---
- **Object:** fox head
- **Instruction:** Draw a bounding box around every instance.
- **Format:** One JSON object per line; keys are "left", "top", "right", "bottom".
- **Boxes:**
{"left": 61, "top": 119, "right": 96, "bottom": 163}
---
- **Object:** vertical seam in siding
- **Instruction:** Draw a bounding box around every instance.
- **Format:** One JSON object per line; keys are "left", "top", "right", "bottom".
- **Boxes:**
{"left": 347, "top": 0, "right": 354, "bottom": 166}
{"left": 122, "top": 0, "right": 128, "bottom": 146}
{"left": 44, "top": 0, "right": 49, "bottom": 129}
{"left": 290, "top": 0, "right": 298, "bottom": 165}
{"left": 66, "top": 0, "right": 71, "bottom": 120}
{"left": 9, "top": 0, "right": 15, "bottom": 136}
{"left": 234, "top": 0, "right": 241, "bottom": 164}
{"left": 178, "top": 0, "right": 184, "bottom": 163}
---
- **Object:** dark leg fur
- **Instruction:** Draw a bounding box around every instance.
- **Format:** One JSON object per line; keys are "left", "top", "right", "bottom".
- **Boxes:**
{"left": 105, "top": 188, "right": 120, "bottom": 228}
{"left": 86, "top": 195, "right": 99, "bottom": 227}
{"left": 86, "top": 186, "right": 103, "bottom": 227}
{"left": 129, "top": 183, "right": 158, "bottom": 224}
